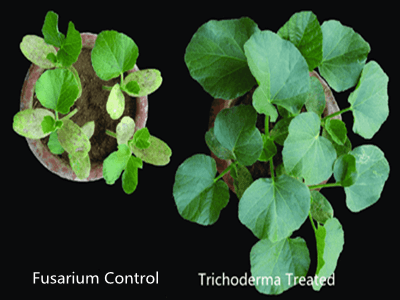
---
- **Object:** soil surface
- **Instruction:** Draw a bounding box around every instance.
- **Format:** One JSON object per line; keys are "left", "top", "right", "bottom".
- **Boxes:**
{"left": 33, "top": 47, "right": 137, "bottom": 167}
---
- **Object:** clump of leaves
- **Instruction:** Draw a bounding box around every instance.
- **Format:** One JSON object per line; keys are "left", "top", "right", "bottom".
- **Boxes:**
{"left": 173, "top": 11, "right": 389, "bottom": 295}
{"left": 103, "top": 117, "right": 171, "bottom": 194}
{"left": 91, "top": 30, "right": 162, "bottom": 120}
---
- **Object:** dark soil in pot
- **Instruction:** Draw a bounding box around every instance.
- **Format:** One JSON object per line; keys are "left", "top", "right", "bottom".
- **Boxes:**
{"left": 32, "top": 47, "right": 137, "bottom": 168}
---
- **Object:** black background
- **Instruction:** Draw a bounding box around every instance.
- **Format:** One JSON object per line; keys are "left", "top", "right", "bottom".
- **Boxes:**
{"left": 7, "top": 3, "right": 395, "bottom": 298}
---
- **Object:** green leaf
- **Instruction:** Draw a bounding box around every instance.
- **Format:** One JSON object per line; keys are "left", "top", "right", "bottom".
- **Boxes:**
{"left": 344, "top": 145, "right": 389, "bottom": 212}
{"left": 56, "top": 21, "right": 82, "bottom": 67}
{"left": 239, "top": 174, "right": 310, "bottom": 242}
{"left": 132, "top": 128, "right": 150, "bottom": 149}
{"left": 282, "top": 112, "right": 337, "bottom": 185}
{"left": 122, "top": 69, "right": 162, "bottom": 97}
{"left": 348, "top": 61, "right": 389, "bottom": 139}
{"left": 305, "top": 76, "right": 326, "bottom": 117}
{"left": 232, "top": 164, "right": 253, "bottom": 200}
{"left": 42, "top": 11, "right": 65, "bottom": 48}
{"left": 277, "top": 11, "right": 323, "bottom": 71}
{"left": 310, "top": 190, "right": 333, "bottom": 224}
{"left": 269, "top": 117, "right": 294, "bottom": 146}
{"left": 81, "top": 121, "right": 95, "bottom": 139}
{"left": 325, "top": 119, "right": 347, "bottom": 145}
{"left": 69, "top": 153, "right": 90, "bottom": 180}
{"left": 173, "top": 154, "right": 230, "bottom": 225}
{"left": 103, "top": 144, "right": 131, "bottom": 185}
{"left": 258, "top": 135, "right": 277, "bottom": 162}
{"left": 322, "top": 128, "right": 352, "bottom": 157}
{"left": 35, "top": 68, "right": 79, "bottom": 114}
{"left": 20, "top": 35, "right": 57, "bottom": 69}
{"left": 41, "top": 115, "right": 56, "bottom": 134}
{"left": 333, "top": 154, "right": 358, "bottom": 187}
{"left": 107, "top": 83, "right": 125, "bottom": 120}
{"left": 319, "top": 20, "right": 370, "bottom": 92}
{"left": 205, "top": 127, "right": 235, "bottom": 160}
{"left": 184, "top": 17, "right": 259, "bottom": 100}
{"left": 13, "top": 108, "right": 55, "bottom": 139}
{"left": 244, "top": 31, "right": 310, "bottom": 118}
{"left": 116, "top": 116, "right": 135, "bottom": 145}
{"left": 213, "top": 105, "right": 263, "bottom": 166}
{"left": 130, "top": 135, "right": 171, "bottom": 166}
{"left": 250, "top": 237, "right": 310, "bottom": 295}
{"left": 313, "top": 218, "right": 344, "bottom": 291}
{"left": 122, "top": 156, "right": 142, "bottom": 194}
{"left": 91, "top": 30, "right": 138, "bottom": 81}
{"left": 48, "top": 130, "right": 64, "bottom": 155}
{"left": 57, "top": 119, "right": 91, "bottom": 157}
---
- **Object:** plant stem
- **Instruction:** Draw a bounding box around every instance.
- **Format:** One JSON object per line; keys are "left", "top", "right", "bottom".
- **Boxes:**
{"left": 308, "top": 211, "right": 317, "bottom": 233}
{"left": 106, "top": 129, "right": 117, "bottom": 138}
{"left": 61, "top": 108, "right": 78, "bottom": 120}
{"left": 308, "top": 182, "right": 341, "bottom": 190}
{"left": 214, "top": 161, "right": 238, "bottom": 183}
{"left": 265, "top": 115, "right": 275, "bottom": 182}
{"left": 321, "top": 107, "right": 352, "bottom": 125}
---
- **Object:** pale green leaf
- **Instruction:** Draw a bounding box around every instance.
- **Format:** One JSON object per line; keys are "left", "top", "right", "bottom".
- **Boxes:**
{"left": 282, "top": 112, "right": 337, "bottom": 185}
{"left": 20, "top": 35, "right": 57, "bottom": 69}
{"left": 173, "top": 154, "right": 229, "bottom": 225}
{"left": 116, "top": 116, "right": 135, "bottom": 145}
{"left": 348, "top": 61, "right": 389, "bottom": 139}
{"left": 130, "top": 135, "right": 171, "bottom": 166}
{"left": 107, "top": 83, "right": 125, "bottom": 120}
{"left": 13, "top": 108, "right": 55, "bottom": 139}
{"left": 250, "top": 237, "right": 310, "bottom": 295}
{"left": 81, "top": 121, "right": 95, "bottom": 140}
{"left": 344, "top": 145, "right": 389, "bottom": 212}
{"left": 57, "top": 119, "right": 91, "bottom": 157}
{"left": 184, "top": 17, "right": 259, "bottom": 100}
{"left": 103, "top": 144, "right": 131, "bottom": 185}
{"left": 69, "top": 153, "right": 91, "bottom": 180}
{"left": 239, "top": 175, "right": 310, "bottom": 242}
{"left": 123, "top": 69, "right": 162, "bottom": 97}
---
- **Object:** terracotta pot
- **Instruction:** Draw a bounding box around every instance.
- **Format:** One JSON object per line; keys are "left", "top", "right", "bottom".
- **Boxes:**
{"left": 208, "top": 71, "right": 341, "bottom": 192}
{"left": 19, "top": 33, "right": 148, "bottom": 182}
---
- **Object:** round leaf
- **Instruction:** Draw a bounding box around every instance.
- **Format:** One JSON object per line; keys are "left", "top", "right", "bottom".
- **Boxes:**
{"left": 184, "top": 17, "right": 259, "bottom": 100}
{"left": 91, "top": 30, "right": 138, "bottom": 81}
{"left": 107, "top": 83, "right": 125, "bottom": 120}
{"left": 348, "top": 61, "right": 389, "bottom": 139}
{"left": 344, "top": 145, "right": 389, "bottom": 212}
{"left": 20, "top": 35, "right": 57, "bottom": 69}
{"left": 57, "top": 119, "right": 90, "bottom": 157}
{"left": 13, "top": 108, "right": 55, "bottom": 139}
{"left": 130, "top": 135, "right": 171, "bottom": 166}
{"left": 173, "top": 154, "right": 229, "bottom": 225}
{"left": 239, "top": 174, "right": 310, "bottom": 242}
{"left": 123, "top": 69, "right": 162, "bottom": 97}
{"left": 116, "top": 116, "right": 135, "bottom": 145}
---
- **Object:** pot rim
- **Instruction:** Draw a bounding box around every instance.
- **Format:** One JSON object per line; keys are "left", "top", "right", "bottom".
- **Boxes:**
{"left": 208, "top": 70, "right": 341, "bottom": 193}
{"left": 20, "top": 32, "right": 149, "bottom": 182}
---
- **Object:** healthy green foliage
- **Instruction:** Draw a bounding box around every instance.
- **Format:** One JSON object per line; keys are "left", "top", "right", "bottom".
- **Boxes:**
{"left": 175, "top": 11, "right": 389, "bottom": 295}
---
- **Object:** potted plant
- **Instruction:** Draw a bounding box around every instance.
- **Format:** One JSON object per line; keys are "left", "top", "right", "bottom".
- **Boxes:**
{"left": 13, "top": 11, "right": 171, "bottom": 193}
{"left": 173, "top": 11, "right": 389, "bottom": 295}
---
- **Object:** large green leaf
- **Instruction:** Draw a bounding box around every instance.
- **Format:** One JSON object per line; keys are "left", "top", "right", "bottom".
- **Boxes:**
{"left": 13, "top": 108, "right": 55, "bottom": 139}
{"left": 213, "top": 105, "right": 263, "bottom": 166}
{"left": 313, "top": 217, "right": 344, "bottom": 291}
{"left": 244, "top": 30, "right": 310, "bottom": 118}
{"left": 173, "top": 154, "right": 229, "bottom": 225}
{"left": 348, "top": 61, "right": 389, "bottom": 139}
{"left": 239, "top": 174, "right": 310, "bottom": 242}
{"left": 282, "top": 112, "right": 337, "bottom": 185}
{"left": 250, "top": 237, "right": 310, "bottom": 295}
{"left": 184, "top": 17, "right": 259, "bottom": 100}
{"left": 319, "top": 20, "right": 370, "bottom": 92}
{"left": 35, "top": 68, "right": 79, "bottom": 114}
{"left": 277, "top": 11, "right": 323, "bottom": 71}
{"left": 130, "top": 135, "right": 171, "bottom": 166}
{"left": 57, "top": 119, "right": 91, "bottom": 158}
{"left": 20, "top": 35, "right": 57, "bottom": 69}
{"left": 344, "top": 145, "right": 389, "bottom": 212}
{"left": 91, "top": 30, "right": 139, "bottom": 81}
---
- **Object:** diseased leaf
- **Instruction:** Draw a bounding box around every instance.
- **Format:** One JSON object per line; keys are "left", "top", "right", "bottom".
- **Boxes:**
{"left": 313, "top": 218, "right": 344, "bottom": 291}
{"left": 310, "top": 190, "right": 333, "bottom": 224}
{"left": 277, "top": 11, "right": 323, "bottom": 71}
{"left": 81, "top": 121, "right": 95, "bottom": 139}
{"left": 20, "top": 35, "right": 57, "bottom": 69}
{"left": 123, "top": 69, "right": 162, "bottom": 97}
{"left": 239, "top": 174, "right": 310, "bottom": 242}
{"left": 122, "top": 156, "right": 142, "bottom": 194}
{"left": 250, "top": 237, "right": 310, "bottom": 295}
{"left": 184, "top": 17, "right": 259, "bottom": 100}
{"left": 116, "top": 116, "right": 135, "bottom": 145}
{"left": 344, "top": 145, "right": 389, "bottom": 212}
{"left": 348, "top": 61, "right": 389, "bottom": 139}
{"left": 35, "top": 68, "right": 79, "bottom": 114}
{"left": 107, "top": 83, "right": 125, "bottom": 120}
{"left": 282, "top": 112, "right": 337, "bottom": 185}
{"left": 173, "top": 154, "right": 230, "bottom": 225}
{"left": 205, "top": 127, "right": 235, "bottom": 160}
{"left": 214, "top": 105, "right": 263, "bottom": 166}
{"left": 319, "top": 20, "right": 370, "bottom": 92}
{"left": 13, "top": 108, "right": 55, "bottom": 139}
{"left": 130, "top": 135, "right": 171, "bottom": 166}
{"left": 103, "top": 144, "right": 131, "bottom": 185}
{"left": 91, "top": 30, "right": 138, "bottom": 81}
{"left": 57, "top": 119, "right": 90, "bottom": 157}
{"left": 244, "top": 30, "right": 310, "bottom": 118}
{"left": 69, "top": 153, "right": 90, "bottom": 180}
{"left": 334, "top": 154, "right": 358, "bottom": 187}
{"left": 48, "top": 130, "right": 64, "bottom": 155}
